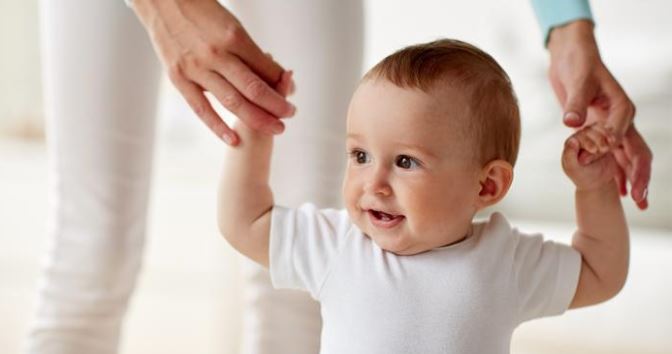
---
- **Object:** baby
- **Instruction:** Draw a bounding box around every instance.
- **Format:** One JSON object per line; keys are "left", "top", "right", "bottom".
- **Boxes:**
{"left": 218, "top": 39, "right": 629, "bottom": 354}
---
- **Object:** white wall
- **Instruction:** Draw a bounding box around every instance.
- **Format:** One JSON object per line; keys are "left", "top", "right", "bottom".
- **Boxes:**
{"left": 0, "top": 0, "right": 42, "bottom": 135}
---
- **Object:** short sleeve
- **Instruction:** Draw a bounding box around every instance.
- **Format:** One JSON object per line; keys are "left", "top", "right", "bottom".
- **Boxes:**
{"left": 512, "top": 230, "right": 581, "bottom": 323}
{"left": 269, "top": 203, "right": 352, "bottom": 299}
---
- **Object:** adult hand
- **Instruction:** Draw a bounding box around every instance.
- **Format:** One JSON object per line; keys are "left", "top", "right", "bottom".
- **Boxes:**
{"left": 131, "top": 0, "right": 296, "bottom": 146}
{"left": 547, "top": 20, "right": 652, "bottom": 210}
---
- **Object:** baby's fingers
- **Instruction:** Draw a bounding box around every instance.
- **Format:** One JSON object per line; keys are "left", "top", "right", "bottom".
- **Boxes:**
{"left": 562, "top": 137, "right": 582, "bottom": 171}
{"left": 573, "top": 125, "right": 612, "bottom": 164}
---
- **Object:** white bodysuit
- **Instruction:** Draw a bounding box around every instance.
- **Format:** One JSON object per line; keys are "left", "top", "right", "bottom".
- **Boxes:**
{"left": 270, "top": 204, "right": 581, "bottom": 354}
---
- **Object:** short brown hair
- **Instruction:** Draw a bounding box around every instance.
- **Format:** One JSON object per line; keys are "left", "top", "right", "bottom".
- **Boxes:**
{"left": 364, "top": 39, "right": 521, "bottom": 166}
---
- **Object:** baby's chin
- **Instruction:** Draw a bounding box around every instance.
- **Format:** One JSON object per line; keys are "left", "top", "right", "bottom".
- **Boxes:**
{"left": 360, "top": 227, "right": 427, "bottom": 256}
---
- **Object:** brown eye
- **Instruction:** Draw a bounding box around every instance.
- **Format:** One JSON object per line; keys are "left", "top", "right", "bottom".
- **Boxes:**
{"left": 356, "top": 151, "right": 367, "bottom": 164}
{"left": 350, "top": 150, "right": 370, "bottom": 164}
{"left": 395, "top": 155, "right": 418, "bottom": 169}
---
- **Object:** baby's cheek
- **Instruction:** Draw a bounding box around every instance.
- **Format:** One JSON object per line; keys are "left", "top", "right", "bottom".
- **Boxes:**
{"left": 342, "top": 182, "right": 360, "bottom": 212}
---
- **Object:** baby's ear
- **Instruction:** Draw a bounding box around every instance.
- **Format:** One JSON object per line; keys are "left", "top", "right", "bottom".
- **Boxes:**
{"left": 475, "top": 159, "right": 513, "bottom": 210}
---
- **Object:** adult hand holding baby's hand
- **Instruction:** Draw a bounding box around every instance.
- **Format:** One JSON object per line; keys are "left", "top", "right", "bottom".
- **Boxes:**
{"left": 562, "top": 124, "right": 618, "bottom": 192}
{"left": 548, "top": 20, "right": 651, "bottom": 209}
{"left": 131, "top": 0, "right": 296, "bottom": 146}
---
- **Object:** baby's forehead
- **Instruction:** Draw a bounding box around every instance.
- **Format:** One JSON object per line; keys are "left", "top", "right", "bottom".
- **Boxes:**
{"left": 356, "top": 77, "right": 469, "bottom": 109}
{"left": 353, "top": 78, "right": 472, "bottom": 128}
{"left": 348, "top": 80, "right": 477, "bottom": 153}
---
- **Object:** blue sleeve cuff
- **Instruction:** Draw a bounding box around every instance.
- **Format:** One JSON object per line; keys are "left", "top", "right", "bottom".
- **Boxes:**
{"left": 531, "top": 0, "right": 594, "bottom": 46}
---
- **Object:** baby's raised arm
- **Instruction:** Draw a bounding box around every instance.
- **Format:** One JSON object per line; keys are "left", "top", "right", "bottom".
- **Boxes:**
{"left": 217, "top": 71, "right": 294, "bottom": 268}
{"left": 217, "top": 121, "right": 274, "bottom": 267}
{"left": 562, "top": 124, "right": 629, "bottom": 308}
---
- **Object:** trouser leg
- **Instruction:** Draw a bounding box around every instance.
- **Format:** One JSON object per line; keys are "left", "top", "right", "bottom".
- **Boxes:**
{"left": 26, "top": 1, "right": 161, "bottom": 353}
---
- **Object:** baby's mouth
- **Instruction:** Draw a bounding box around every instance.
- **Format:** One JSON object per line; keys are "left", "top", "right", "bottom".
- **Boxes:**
{"left": 367, "top": 209, "right": 405, "bottom": 228}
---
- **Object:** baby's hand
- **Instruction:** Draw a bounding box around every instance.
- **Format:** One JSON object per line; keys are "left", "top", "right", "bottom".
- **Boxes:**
{"left": 562, "top": 123, "right": 618, "bottom": 191}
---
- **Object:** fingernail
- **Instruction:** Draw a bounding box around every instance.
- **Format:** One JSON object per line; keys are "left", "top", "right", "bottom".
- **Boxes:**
{"left": 271, "top": 123, "right": 284, "bottom": 134}
{"left": 640, "top": 187, "right": 648, "bottom": 202}
{"left": 222, "top": 133, "right": 234, "bottom": 145}
{"left": 288, "top": 103, "right": 296, "bottom": 116}
{"left": 288, "top": 80, "right": 296, "bottom": 95}
{"left": 564, "top": 112, "right": 580, "bottom": 124}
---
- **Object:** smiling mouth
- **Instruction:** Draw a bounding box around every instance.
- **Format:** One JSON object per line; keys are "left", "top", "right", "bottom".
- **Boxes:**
{"left": 367, "top": 209, "right": 405, "bottom": 228}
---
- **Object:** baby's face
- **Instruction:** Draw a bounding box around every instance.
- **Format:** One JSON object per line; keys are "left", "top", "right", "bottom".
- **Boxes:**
{"left": 343, "top": 79, "right": 482, "bottom": 255}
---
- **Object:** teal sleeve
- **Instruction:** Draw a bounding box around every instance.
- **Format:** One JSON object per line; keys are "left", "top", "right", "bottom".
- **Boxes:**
{"left": 531, "top": 0, "right": 594, "bottom": 46}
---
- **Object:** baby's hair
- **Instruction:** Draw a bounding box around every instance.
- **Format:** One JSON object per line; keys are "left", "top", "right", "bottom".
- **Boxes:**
{"left": 364, "top": 39, "right": 521, "bottom": 166}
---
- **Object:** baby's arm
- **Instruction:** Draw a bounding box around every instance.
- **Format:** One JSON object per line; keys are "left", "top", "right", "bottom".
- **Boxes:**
{"left": 217, "top": 72, "right": 294, "bottom": 268}
{"left": 562, "top": 124, "right": 629, "bottom": 308}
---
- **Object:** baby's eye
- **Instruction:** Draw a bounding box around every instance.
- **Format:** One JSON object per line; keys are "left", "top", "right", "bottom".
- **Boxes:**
{"left": 395, "top": 155, "right": 420, "bottom": 169}
{"left": 349, "top": 150, "right": 370, "bottom": 164}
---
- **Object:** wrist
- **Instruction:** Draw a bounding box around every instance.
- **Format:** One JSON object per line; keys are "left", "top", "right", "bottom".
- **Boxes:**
{"left": 234, "top": 121, "right": 275, "bottom": 145}
{"left": 575, "top": 180, "right": 618, "bottom": 197}
{"left": 548, "top": 19, "right": 598, "bottom": 56}
{"left": 129, "top": 0, "right": 160, "bottom": 24}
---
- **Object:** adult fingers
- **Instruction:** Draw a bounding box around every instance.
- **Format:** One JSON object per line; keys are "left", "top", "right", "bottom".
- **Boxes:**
{"left": 276, "top": 70, "right": 295, "bottom": 97}
{"left": 614, "top": 164, "right": 627, "bottom": 197}
{"left": 171, "top": 73, "right": 239, "bottom": 145}
{"left": 197, "top": 70, "right": 285, "bottom": 135}
{"left": 612, "top": 148, "right": 630, "bottom": 196}
{"left": 600, "top": 69, "right": 636, "bottom": 139}
{"left": 215, "top": 54, "right": 295, "bottom": 119}
{"left": 562, "top": 77, "right": 592, "bottom": 128}
{"left": 226, "top": 26, "right": 286, "bottom": 87}
{"left": 623, "top": 126, "right": 652, "bottom": 209}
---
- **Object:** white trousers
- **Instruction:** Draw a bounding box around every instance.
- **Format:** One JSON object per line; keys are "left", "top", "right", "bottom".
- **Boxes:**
{"left": 28, "top": 1, "right": 363, "bottom": 353}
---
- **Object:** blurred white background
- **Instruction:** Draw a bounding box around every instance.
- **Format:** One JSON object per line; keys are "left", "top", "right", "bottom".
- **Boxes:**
{"left": 1, "top": 1, "right": 670, "bottom": 353}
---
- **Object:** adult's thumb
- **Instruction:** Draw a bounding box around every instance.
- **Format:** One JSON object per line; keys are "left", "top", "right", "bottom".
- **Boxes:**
{"left": 563, "top": 91, "right": 590, "bottom": 128}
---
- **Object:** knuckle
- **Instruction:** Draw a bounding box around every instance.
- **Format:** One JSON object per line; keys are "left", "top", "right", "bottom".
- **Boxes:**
{"left": 191, "top": 102, "right": 207, "bottom": 118}
{"left": 221, "top": 93, "right": 243, "bottom": 111}
{"left": 185, "top": 54, "right": 200, "bottom": 69}
{"left": 245, "top": 78, "right": 267, "bottom": 100}
{"left": 171, "top": 55, "right": 200, "bottom": 74}
{"left": 222, "top": 25, "right": 244, "bottom": 47}
{"left": 167, "top": 61, "right": 185, "bottom": 81}
{"left": 204, "top": 44, "right": 220, "bottom": 58}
